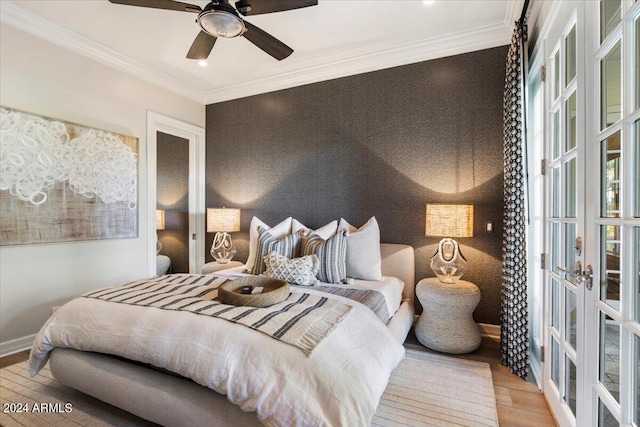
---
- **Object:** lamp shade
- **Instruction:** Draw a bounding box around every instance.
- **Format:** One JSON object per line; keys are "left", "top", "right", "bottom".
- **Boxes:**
{"left": 207, "top": 208, "right": 241, "bottom": 233}
{"left": 425, "top": 204, "right": 474, "bottom": 238}
{"left": 156, "top": 209, "right": 166, "bottom": 230}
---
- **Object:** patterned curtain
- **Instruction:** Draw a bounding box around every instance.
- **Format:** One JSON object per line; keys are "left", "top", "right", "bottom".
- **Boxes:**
{"left": 501, "top": 20, "right": 529, "bottom": 379}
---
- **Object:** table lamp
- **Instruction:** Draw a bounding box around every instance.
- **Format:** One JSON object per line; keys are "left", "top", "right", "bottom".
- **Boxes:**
{"left": 425, "top": 204, "right": 474, "bottom": 283}
{"left": 207, "top": 207, "right": 241, "bottom": 263}
{"left": 156, "top": 209, "right": 165, "bottom": 254}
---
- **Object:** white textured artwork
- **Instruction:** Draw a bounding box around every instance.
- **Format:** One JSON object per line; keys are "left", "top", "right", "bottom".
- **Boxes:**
{"left": 0, "top": 107, "right": 138, "bottom": 245}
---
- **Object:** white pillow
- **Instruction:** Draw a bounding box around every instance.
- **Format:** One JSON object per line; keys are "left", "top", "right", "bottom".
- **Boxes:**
{"left": 264, "top": 252, "right": 319, "bottom": 287}
{"left": 245, "top": 216, "right": 292, "bottom": 272}
{"left": 338, "top": 217, "right": 382, "bottom": 281}
{"left": 292, "top": 219, "right": 338, "bottom": 240}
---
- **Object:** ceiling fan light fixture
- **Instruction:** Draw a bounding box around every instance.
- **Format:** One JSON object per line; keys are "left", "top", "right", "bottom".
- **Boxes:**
{"left": 197, "top": 11, "right": 245, "bottom": 38}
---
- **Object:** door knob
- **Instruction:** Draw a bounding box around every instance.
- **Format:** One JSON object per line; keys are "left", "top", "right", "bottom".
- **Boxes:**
{"left": 555, "top": 261, "right": 593, "bottom": 290}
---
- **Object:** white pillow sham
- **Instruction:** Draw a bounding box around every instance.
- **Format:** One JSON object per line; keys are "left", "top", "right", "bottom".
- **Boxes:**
{"left": 338, "top": 217, "right": 382, "bottom": 281}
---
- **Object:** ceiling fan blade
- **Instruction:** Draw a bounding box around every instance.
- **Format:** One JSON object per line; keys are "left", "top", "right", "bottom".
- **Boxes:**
{"left": 242, "top": 21, "right": 293, "bottom": 60}
{"left": 235, "top": 0, "right": 317, "bottom": 16}
{"left": 187, "top": 31, "right": 218, "bottom": 60}
{"left": 108, "top": 0, "right": 201, "bottom": 13}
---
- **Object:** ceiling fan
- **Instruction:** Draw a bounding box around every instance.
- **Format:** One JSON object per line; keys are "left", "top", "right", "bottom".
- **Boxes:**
{"left": 107, "top": 0, "right": 318, "bottom": 61}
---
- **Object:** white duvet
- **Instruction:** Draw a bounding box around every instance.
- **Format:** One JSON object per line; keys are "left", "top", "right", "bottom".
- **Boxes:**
{"left": 29, "top": 282, "right": 405, "bottom": 427}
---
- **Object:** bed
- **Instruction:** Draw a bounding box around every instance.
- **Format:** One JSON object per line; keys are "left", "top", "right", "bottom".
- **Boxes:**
{"left": 28, "top": 242, "right": 415, "bottom": 427}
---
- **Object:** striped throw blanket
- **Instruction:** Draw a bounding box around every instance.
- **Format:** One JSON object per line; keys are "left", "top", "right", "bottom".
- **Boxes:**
{"left": 306, "top": 286, "right": 391, "bottom": 324}
{"left": 83, "top": 274, "right": 351, "bottom": 356}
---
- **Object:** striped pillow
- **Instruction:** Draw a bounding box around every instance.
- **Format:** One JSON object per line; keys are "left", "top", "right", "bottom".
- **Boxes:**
{"left": 252, "top": 227, "right": 302, "bottom": 275}
{"left": 302, "top": 229, "right": 347, "bottom": 284}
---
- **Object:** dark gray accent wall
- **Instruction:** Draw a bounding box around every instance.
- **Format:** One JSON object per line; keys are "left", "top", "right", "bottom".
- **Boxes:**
{"left": 206, "top": 46, "right": 507, "bottom": 324}
{"left": 157, "top": 132, "right": 190, "bottom": 274}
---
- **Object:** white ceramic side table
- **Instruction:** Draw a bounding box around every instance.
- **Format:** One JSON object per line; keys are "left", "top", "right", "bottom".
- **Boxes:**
{"left": 201, "top": 260, "right": 244, "bottom": 274}
{"left": 415, "top": 278, "right": 481, "bottom": 354}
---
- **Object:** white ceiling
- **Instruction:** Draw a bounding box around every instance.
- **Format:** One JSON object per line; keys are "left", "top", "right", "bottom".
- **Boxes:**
{"left": 0, "top": 0, "right": 522, "bottom": 104}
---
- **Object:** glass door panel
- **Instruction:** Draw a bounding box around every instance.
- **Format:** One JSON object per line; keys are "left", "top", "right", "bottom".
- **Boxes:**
{"left": 635, "top": 120, "right": 640, "bottom": 218}
{"left": 599, "top": 313, "right": 620, "bottom": 403}
{"left": 601, "top": 132, "right": 621, "bottom": 217}
{"left": 600, "top": 42, "right": 622, "bottom": 130}
{"left": 565, "top": 158, "right": 577, "bottom": 217}
{"left": 567, "top": 92, "right": 578, "bottom": 150}
{"left": 600, "top": 225, "right": 621, "bottom": 307}
{"left": 598, "top": 399, "right": 618, "bottom": 427}
{"left": 566, "top": 25, "right": 577, "bottom": 84}
{"left": 635, "top": 227, "right": 640, "bottom": 323}
{"left": 600, "top": 0, "right": 621, "bottom": 43}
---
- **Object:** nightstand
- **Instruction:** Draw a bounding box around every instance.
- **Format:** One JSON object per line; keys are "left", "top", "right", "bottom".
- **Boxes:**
{"left": 201, "top": 260, "right": 244, "bottom": 274}
{"left": 415, "top": 278, "right": 481, "bottom": 354}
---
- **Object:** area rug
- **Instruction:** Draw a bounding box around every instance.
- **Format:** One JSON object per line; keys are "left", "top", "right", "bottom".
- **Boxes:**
{"left": 1, "top": 349, "right": 498, "bottom": 427}
{"left": 372, "top": 348, "right": 499, "bottom": 426}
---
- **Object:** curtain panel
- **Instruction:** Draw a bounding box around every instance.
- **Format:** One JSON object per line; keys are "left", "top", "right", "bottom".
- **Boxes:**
{"left": 500, "top": 20, "right": 529, "bottom": 379}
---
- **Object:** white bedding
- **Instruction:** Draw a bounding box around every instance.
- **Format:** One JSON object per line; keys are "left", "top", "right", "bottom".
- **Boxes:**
{"left": 29, "top": 279, "right": 405, "bottom": 427}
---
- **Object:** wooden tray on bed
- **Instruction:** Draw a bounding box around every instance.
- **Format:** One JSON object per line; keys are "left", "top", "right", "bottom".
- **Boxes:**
{"left": 218, "top": 276, "right": 290, "bottom": 307}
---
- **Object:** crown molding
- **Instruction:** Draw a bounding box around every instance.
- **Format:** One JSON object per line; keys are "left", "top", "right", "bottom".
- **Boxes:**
{"left": 203, "top": 21, "right": 512, "bottom": 104}
{"left": 1, "top": 1, "right": 519, "bottom": 106}
{"left": 0, "top": 1, "right": 204, "bottom": 103}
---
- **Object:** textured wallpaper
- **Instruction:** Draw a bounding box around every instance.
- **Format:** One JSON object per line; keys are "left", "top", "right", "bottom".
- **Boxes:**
{"left": 206, "top": 45, "right": 508, "bottom": 324}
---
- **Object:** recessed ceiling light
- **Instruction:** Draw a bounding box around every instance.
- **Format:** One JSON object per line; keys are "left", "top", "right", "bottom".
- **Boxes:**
{"left": 198, "top": 60, "right": 208, "bottom": 67}
{"left": 423, "top": 0, "right": 435, "bottom": 5}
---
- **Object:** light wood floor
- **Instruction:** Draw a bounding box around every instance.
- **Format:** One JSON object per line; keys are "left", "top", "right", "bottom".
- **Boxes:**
{"left": 2, "top": 333, "right": 557, "bottom": 427}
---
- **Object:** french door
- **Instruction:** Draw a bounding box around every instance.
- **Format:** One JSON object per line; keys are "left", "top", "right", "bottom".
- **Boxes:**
{"left": 535, "top": 1, "right": 640, "bottom": 426}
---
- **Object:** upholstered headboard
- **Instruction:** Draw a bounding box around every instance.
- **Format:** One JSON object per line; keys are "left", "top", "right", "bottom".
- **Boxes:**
{"left": 380, "top": 243, "right": 415, "bottom": 302}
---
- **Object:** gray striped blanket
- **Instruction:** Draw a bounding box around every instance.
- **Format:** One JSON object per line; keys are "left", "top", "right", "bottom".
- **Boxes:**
{"left": 83, "top": 274, "right": 351, "bottom": 356}
{"left": 305, "top": 286, "right": 391, "bottom": 324}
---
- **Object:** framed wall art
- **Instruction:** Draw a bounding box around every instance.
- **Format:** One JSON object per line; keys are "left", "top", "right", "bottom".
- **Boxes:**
{"left": 0, "top": 107, "right": 138, "bottom": 246}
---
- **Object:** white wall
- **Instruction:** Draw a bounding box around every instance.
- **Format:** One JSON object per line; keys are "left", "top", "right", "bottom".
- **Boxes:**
{"left": 0, "top": 24, "right": 205, "bottom": 352}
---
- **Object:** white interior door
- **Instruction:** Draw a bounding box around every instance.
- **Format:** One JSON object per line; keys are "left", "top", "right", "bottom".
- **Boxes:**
{"left": 537, "top": 1, "right": 640, "bottom": 426}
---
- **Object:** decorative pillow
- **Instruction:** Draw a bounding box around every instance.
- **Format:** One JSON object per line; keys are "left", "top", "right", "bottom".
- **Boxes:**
{"left": 338, "top": 217, "right": 382, "bottom": 281}
{"left": 264, "top": 252, "right": 319, "bottom": 287}
{"left": 292, "top": 219, "right": 338, "bottom": 257}
{"left": 302, "top": 229, "right": 347, "bottom": 284}
{"left": 292, "top": 219, "right": 338, "bottom": 239}
{"left": 245, "top": 216, "right": 292, "bottom": 272}
{"left": 252, "top": 227, "right": 302, "bottom": 275}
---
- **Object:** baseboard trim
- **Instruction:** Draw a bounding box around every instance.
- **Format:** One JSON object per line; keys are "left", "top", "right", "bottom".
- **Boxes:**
{"left": 479, "top": 323, "right": 501, "bottom": 339}
{"left": 0, "top": 334, "right": 36, "bottom": 358}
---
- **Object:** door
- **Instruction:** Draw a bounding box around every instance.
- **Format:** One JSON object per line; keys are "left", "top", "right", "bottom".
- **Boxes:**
{"left": 537, "top": 1, "right": 640, "bottom": 426}
{"left": 542, "top": 3, "right": 584, "bottom": 425}
{"left": 157, "top": 131, "right": 191, "bottom": 273}
{"left": 147, "top": 112, "right": 205, "bottom": 276}
{"left": 584, "top": 0, "right": 640, "bottom": 425}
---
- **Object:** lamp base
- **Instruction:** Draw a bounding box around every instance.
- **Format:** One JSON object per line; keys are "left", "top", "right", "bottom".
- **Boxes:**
{"left": 430, "top": 238, "right": 468, "bottom": 283}
{"left": 211, "top": 232, "right": 236, "bottom": 263}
